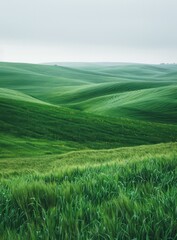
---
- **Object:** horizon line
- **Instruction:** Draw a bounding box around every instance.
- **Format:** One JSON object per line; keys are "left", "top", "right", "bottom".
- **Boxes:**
{"left": 1, "top": 60, "right": 176, "bottom": 65}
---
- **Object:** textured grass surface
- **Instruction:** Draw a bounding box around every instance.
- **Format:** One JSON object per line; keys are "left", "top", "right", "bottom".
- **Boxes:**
{"left": 0, "top": 143, "right": 177, "bottom": 239}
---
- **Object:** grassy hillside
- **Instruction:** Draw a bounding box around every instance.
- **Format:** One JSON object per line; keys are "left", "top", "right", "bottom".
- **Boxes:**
{"left": 0, "top": 62, "right": 176, "bottom": 124}
{"left": 0, "top": 62, "right": 177, "bottom": 157}
{"left": 1, "top": 95, "right": 177, "bottom": 158}
{"left": 0, "top": 143, "right": 177, "bottom": 239}
{"left": 0, "top": 62, "right": 177, "bottom": 239}
{"left": 72, "top": 84, "right": 177, "bottom": 123}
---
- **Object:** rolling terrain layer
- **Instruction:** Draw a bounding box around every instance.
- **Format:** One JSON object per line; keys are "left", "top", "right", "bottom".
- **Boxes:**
{"left": 0, "top": 62, "right": 177, "bottom": 239}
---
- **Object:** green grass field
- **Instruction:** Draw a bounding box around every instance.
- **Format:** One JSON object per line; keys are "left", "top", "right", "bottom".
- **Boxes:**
{"left": 0, "top": 62, "right": 177, "bottom": 239}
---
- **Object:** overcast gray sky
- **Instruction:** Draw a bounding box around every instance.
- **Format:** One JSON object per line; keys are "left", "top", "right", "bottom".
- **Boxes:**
{"left": 0, "top": 0, "right": 177, "bottom": 63}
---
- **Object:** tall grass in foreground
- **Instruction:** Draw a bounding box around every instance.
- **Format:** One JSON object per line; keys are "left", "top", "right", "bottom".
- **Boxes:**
{"left": 0, "top": 153, "right": 177, "bottom": 240}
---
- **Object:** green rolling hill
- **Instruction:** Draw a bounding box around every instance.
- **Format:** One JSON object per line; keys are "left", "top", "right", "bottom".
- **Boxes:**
{"left": 1, "top": 62, "right": 176, "bottom": 125}
{"left": 0, "top": 62, "right": 177, "bottom": 157}
{"left": 0, "top": 62, "right": 177, "bottom": 239}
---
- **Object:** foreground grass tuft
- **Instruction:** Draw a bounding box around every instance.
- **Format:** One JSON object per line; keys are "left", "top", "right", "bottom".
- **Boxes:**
{"left": 0, "top": 145, "right": 177, "bottom": 239}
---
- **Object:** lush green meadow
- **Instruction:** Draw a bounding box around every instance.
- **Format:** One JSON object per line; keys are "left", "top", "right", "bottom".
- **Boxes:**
{"left": 0, "top": 62, "right": 177, "bottom": 239}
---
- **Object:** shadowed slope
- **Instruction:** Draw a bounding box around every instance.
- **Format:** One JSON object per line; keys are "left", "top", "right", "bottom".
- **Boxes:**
{"left": 0, "top": 96, "right": 177, "bottom": 157}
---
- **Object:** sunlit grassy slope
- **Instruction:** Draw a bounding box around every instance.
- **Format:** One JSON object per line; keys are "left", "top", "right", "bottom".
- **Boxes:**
{"left": 0, "top": 62, "right": 177, "bottom": 239}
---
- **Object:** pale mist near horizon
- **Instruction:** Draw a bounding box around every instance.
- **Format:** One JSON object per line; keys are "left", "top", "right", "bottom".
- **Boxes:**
{"left": 0, "top": 0, "right": 177, "bottom": 64}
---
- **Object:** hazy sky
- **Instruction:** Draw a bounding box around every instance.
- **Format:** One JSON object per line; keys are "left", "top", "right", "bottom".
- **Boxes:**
{"left": 0, "top": 0, "right": 177, "bottom": 63}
